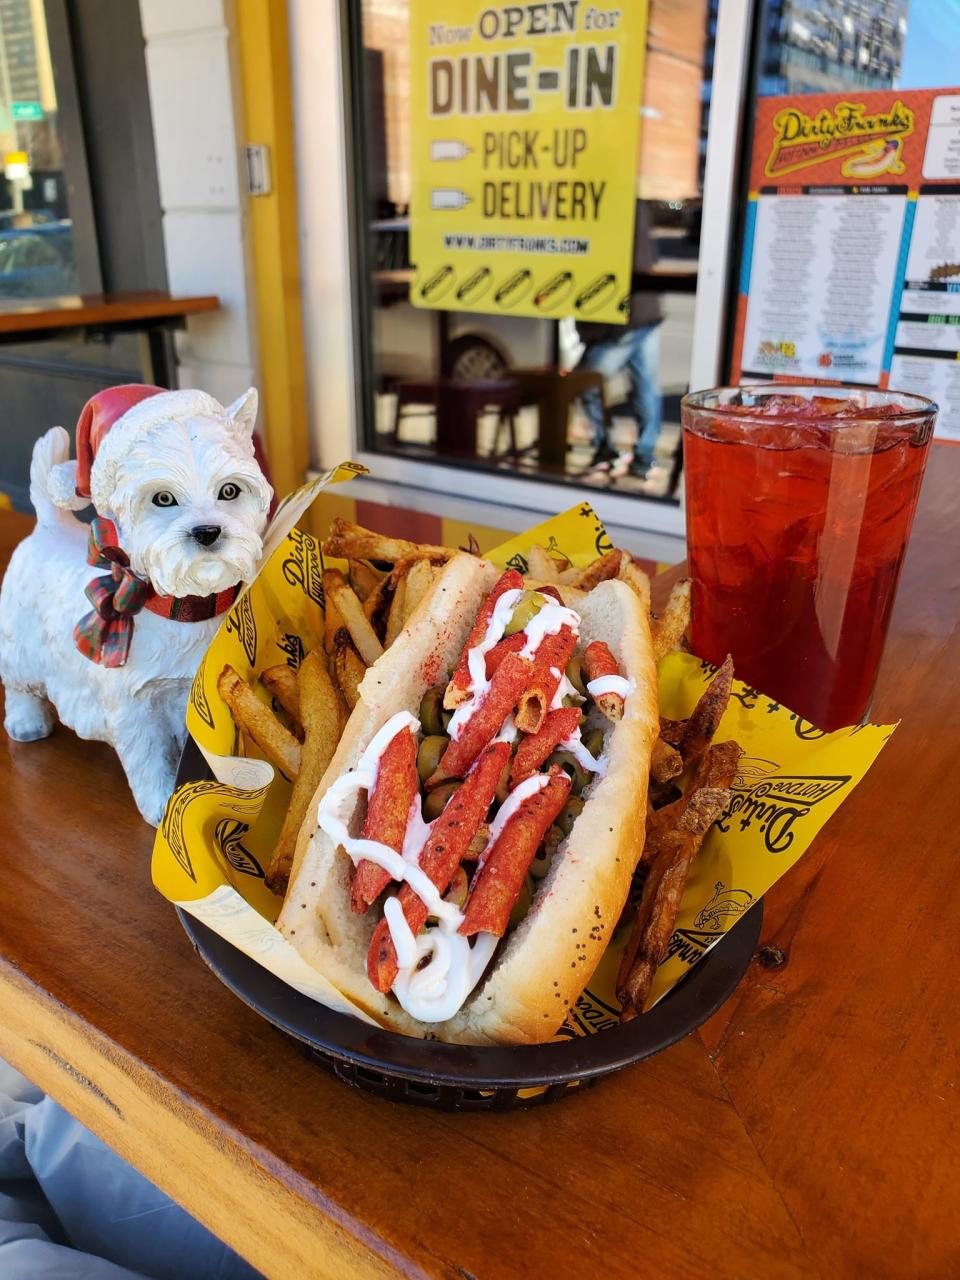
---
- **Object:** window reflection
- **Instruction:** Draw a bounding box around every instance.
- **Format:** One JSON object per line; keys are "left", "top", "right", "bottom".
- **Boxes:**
{"left": 357, "top": 0, "right": 713, "bottom": 502}
{"left": 0, "top": 0, "right": 78, "bottom": 298}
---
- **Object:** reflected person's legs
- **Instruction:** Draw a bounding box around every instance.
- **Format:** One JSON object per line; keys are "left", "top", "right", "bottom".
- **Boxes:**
{"left": 577, "top": 333, "right": 636, "bottom": 462}
{"left": 626, "top": 322, "right": 662, "bottom": 470}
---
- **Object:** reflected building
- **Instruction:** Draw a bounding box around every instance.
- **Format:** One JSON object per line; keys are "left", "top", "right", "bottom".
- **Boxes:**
{"left": 758, "top": 0, "right": 909, "bottom": 95}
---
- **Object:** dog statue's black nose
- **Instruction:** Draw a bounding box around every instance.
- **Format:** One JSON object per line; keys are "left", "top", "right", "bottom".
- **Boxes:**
{"left": 192, "top": 525, "right": 221, "bottom": 547}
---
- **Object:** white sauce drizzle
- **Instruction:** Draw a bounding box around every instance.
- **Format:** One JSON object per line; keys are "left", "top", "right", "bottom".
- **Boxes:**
{"left": 560, "top": 726, "right": 607, "bottom": 777}
{"left": 550, "top": 672, "right": 584, "bottom": 711}
{"left": 315, "top": 709, "right": 498, "bottom": 1023}
{"left": 587, "top": 674, "right": 634, "bottom": 700}
{"left": 481, "top": 772, "right": 551, "bottom": 860}
{"left": 518, "top": 601, "right": 581, "bottom": 660}
{"left": 493, "top": 713, "right": 518, "bottom": 744}
{"left": 447, "top": 587, "right": 523, "bottom": 741}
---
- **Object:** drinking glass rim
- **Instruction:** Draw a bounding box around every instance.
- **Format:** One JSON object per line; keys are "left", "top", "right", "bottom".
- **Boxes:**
{"left": 681, "top": 384, "right": 937, "bottom": 424}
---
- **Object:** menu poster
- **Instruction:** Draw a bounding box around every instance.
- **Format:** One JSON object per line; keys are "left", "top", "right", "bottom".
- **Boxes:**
{"left": 731, "top": 88, "right": 960, "bottom": 440}
{"left": 409, "top": 0, "right": 648, "bottom": 325}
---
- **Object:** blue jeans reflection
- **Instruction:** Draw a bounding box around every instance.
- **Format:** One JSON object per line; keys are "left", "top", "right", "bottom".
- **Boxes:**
{"left": 579, "top": 323, "right": 662, "bottom": 470}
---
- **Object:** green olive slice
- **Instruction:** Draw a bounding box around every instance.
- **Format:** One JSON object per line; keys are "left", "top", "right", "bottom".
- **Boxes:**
{"left": 417, "top": 734, "right": 448, "bottom": 784}
{"left": 503, "top": 590, "right": 546, "bottom": 636}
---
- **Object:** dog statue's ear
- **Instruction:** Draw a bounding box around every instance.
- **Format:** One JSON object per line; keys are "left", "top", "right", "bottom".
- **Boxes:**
{"left": 226, "top": 387, "right": 259, "bottom": 437}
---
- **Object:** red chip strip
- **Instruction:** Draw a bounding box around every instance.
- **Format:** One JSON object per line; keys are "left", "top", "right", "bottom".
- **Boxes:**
{"left": 427, "top": 651, "right": 532, "bottom": 787}
{"left": 351, "top": 726, "right": 419, "bottom": 912}
{"left": 584, "top": 640, "right": 625, "bottom": 721}
{"left": 510, "top": 705, "right": 582, "bottom": 787}
{"left": 514, "top": 625, "right": 577, "bottom": 734}
{"left": 367, "top": 741, "right": 509, "bottom": 992}
{"left": 484, "top": 632, "right": 526, "bottom": 679}
{"left": 459, "top": 767, "right": 572, "bottom": 937}
{"left": 444, "top": 569, "right": 524, "bottom": 709}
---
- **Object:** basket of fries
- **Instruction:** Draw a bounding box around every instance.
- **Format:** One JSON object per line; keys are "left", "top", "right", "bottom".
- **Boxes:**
{"left": 153, "top": 474, "right": 895, "bottom": 1109}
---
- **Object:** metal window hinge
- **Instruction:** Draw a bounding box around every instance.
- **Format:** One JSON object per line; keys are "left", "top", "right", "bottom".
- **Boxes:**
{"left": 244, "top": 144, "right": 272, "bottom": 197}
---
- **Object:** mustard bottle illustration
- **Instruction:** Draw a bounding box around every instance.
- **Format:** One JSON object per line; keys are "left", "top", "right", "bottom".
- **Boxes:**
{"left": 430, "top": 189, "right": 472, "bottom": 211}
{"left": 430, "top": 141, "right": 471, "bottom": 162}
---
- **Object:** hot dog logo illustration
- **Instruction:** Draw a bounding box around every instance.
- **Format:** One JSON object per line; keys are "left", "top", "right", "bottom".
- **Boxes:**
{"left": 533, "top": 270, "right": 574, "bottom": 312}
{"left": 694, "top": 882, "right": 755, "bottom": 932}
{"left": 455, "top": 266, "right": 492, "bottom": 303}
{"left": 764, "top": 98, "right": 914, "bottom": 179}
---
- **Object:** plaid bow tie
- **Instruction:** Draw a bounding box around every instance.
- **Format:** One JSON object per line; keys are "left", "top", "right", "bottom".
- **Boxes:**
{"left": 74, "top": 517, "right": 153, "bottom": 667}
{"left": 73, "top": 518, "right": 244, "bottom": 667}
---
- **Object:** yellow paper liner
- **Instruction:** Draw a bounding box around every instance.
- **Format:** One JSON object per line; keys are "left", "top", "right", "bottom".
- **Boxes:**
{"left": 153, "top": 471, "right": 894, "bottom": 1039}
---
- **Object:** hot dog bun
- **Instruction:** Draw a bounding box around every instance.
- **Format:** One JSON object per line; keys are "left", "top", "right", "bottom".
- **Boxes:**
{"left": 277, "top": 556, "right": 658, "bottom": 1044}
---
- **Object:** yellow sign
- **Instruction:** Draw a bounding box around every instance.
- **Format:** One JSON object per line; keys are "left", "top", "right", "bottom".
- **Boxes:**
{"left": 409, "top": 0, "right": 648, "bottom": 325}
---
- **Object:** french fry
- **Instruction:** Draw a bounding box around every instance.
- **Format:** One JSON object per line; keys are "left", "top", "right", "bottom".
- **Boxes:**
{"left": 526, "top": 544, "right": 560, "bottom": 583}
{"left": 678, "top": 656, "right": 734, "bottom": 763}
{"left": 619, "top": 557, "right": 652, "bottom": 618}
{"left": 362, "top": 572, "right": 393, "bottom": 630}
{"left": 323, "top": 569, "right": 384, "bottom": 666}
{"left": 217, "top": 665, "right": 301, "bottom": 781}
{"left": 646, "top": 740, "right": 741, "bottom": 857}
{"left": 650, "top": 737, "right": 683, "bottom": 784}
{"left": 617, "top": 785, "right": 732, "bottom": 1019}
{"left": 384, "top": 575, "right": 408, "bottom": 646}
{"left": 259, "top": 664, "right": 303, "bottom": 738}
{"left": 324, "top": 593, "right": 345, "bottom": 654}
{"left": 333, "top": 630, "right": 366, "bottom": 709}
{"left": 459, "top": 532, "right": 481, "bottom": 556}
{"left": 651, "top": 579, "right": 691, "bottom": 662}
{"left": 401, "top": 558, "right": 434, "bottom": 624}
{"left": 386, "top": 549, "right": 451, "bottom": 590}
{"left": 323, "top": 518, "right": 452, "bottom": 564}
{"left": 658, "top": 716, "right": 685, "bottom": 748}
{"left": 648, "top": 779, "right": 683, "bottom": 811}
{"left": 347, "top": 558, "right": 384, "bottom": 603}
{"left": 265, "top": 651, "right": 344, "bottom": 894}
{"left": 568, "top": 548, "right": 623, "bottom": 591}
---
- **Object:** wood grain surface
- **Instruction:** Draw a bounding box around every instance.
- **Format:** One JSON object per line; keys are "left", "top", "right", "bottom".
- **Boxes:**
{"left": 1, "top": 449, "right": 958, "bottom": 1278}
{"left": 0, "top": 291, "right": 219, "bottom": 334}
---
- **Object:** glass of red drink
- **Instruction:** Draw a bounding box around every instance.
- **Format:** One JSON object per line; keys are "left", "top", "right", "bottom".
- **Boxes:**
{"left": 681, "top": 386, "right": 936, "bottom": 731}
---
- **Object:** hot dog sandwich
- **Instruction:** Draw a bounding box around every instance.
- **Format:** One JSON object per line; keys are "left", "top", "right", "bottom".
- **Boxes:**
{"left": 277, "top": 553, "right": 658, "bottom": 1043}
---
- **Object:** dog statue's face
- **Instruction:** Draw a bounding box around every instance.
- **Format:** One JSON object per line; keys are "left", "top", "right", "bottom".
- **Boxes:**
{"left": 108, "top": 413, "right": 272, "bottom": 598}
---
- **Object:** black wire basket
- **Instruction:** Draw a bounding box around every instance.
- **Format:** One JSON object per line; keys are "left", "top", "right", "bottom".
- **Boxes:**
{"left": 175, "top": 740, "right": 762, "bottom": 1112}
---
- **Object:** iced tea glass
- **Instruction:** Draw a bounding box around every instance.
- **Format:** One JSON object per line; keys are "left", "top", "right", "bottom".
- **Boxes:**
{"left": 681, "top": 386, "right": 936, "bottom": 731}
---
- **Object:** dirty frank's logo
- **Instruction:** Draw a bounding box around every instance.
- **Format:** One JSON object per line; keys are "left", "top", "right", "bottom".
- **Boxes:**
{"left": 764, "top": 98, "right": 914, "bottom": 178}
{"left": 281, "top": 528, "right": 324, "bottom": 607}
{"left": 225, "top": 593, "right": 257, "bottom": 666}
{"left": 723, "top": 758, "right": 851, "bottom": 855}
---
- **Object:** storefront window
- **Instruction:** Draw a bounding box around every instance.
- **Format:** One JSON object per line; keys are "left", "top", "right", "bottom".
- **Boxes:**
{"left": 0, "top": 0, "right": 78, "bottom": 298}
{"left": 349, "top": 0, "right": 715, "bottom": 504}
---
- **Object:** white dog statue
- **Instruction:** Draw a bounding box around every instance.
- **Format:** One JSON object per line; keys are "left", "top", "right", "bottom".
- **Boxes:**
{"left": 0, "top": 384, "right": 273, "bottom": 824}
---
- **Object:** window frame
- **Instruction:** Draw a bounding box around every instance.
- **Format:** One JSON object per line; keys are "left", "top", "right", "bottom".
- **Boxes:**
{"left": 295, "top": 0, "right": 756, "bottom": 540}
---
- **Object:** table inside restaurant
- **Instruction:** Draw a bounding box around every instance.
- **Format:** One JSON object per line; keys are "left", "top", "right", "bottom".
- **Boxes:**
{"left": 0, "top": 291, "right": 220, "bottom": 387}
{"left": 0, "top": 446, "right": 958, "bottom": 1278}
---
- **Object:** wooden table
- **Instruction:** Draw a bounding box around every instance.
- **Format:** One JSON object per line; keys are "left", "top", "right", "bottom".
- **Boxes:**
{"left": 0, "top": 291, "right": 220, "bottom": 387}
{"left": 1, "top": 449, "right": 959, "bottom": 1278}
